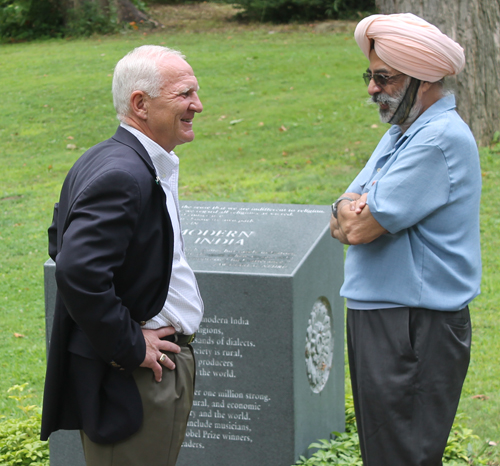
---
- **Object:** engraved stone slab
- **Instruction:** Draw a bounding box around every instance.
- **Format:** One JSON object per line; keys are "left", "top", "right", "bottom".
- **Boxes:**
{"left": 44, "top": 201, "right": 345, "bottom": 466}
{"left": 44, "top": 264, "right": 86, "bottom": 466}
{"left": 177, "top": 201, "right": 345, "bottom": 466}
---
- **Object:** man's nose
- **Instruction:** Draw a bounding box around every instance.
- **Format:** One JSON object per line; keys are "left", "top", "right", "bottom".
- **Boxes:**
{"left": 367, "top": 79, "right": 383, "bottom": 96}
{"left": 191, "top": 93, "right": 203, "bottom": 113}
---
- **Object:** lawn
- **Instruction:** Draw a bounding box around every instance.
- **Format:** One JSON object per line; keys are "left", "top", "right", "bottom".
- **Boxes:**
{"left": 0, "top": 4, "right": 498, "bottom": 463}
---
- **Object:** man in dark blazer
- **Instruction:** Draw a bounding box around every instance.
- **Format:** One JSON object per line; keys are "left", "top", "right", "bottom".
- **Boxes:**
{"left": 41, "top": 45, "right": 204, "bottom": 466}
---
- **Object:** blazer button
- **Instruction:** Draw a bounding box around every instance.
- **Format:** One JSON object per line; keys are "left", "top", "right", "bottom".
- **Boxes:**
{"left": 140, "top": 321, "right": 146, "bottom": 326}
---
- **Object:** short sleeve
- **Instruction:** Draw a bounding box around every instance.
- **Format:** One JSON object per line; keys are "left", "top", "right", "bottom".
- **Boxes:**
{"left": 368, "top": 143, "right": 450, "bottom": 233}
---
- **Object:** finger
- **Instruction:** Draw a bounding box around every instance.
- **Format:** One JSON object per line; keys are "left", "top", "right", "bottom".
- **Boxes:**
{"left": 355, "top": 200, "right": 366, "bottom": 214}
{"left": 154, "top": 326, "right": 177, "bottom": 338}
{"left": 152, "top": 361, "right": 163, "bottom": 383}
{"left": 330, "top": 216, "right": 337, "bottom": 237}
{"left": 159, "top": 352, "right": 176, "bottom": 371}
{"left": 159, "top": 341, "right": 181, "bottom": 354}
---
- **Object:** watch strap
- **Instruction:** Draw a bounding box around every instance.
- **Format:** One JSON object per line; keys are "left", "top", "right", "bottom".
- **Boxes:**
{"left": 332, "top": 196, "right": 355, "bottom": 218}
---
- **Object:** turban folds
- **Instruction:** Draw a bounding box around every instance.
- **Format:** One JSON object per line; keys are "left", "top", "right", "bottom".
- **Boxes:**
{"left": 354, "top": 13, "right": 465, "bottom": 82}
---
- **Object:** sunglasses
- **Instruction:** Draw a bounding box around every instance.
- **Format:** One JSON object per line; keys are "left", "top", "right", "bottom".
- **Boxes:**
{"left": 363, "top": 72, "right": 404, "bottom": 87}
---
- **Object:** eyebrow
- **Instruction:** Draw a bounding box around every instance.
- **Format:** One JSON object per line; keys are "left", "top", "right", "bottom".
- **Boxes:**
{"left": 366, "top": 67, "right": 392, "bottom": 75}
{"left": 178, "top": 84, "right": 200, "bottom": 94}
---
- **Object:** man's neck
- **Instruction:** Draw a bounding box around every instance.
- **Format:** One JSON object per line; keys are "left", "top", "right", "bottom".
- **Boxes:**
{"left": 121, "top": 116, "right": 149, "bottom": 137}
{"left": 399, "top": 84, "right": 444, "bottom": 133}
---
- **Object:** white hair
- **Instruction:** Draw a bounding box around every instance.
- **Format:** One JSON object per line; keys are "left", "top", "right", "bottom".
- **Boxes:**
{"left": 112, "top": 45, "right": 186, "bottom": 122}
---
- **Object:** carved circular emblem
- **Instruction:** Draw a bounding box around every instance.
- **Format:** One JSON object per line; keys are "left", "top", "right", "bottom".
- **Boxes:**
{"left": 305, "top": 297, "right": 334, "bottom": 393}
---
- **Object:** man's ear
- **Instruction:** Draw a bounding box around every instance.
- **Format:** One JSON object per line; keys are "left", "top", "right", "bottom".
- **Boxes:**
{"left": 129, "top": 91, "right": 148, "bottom": 120}
{"left": 420, "top": 81, "right": 433, "bottom": 93}
{"left": 418, "top": 80, "right": 443, "bottom": 110}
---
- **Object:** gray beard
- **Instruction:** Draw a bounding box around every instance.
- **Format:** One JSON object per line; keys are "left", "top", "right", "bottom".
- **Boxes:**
{"left": 368, "top": 78, "right": 422, "bottom": 127}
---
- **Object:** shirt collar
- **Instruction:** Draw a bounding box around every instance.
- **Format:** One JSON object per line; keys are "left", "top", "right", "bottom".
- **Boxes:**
{"left": 396, "top": 94, "right": 456, "bottom": 139}
{"left": 120, "top": 122, "right": 178, "bottom": 180}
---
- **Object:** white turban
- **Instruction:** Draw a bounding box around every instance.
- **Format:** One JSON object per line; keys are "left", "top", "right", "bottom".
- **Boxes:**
{"left": 354, "top": 13, "right": 465, "bottom": 82}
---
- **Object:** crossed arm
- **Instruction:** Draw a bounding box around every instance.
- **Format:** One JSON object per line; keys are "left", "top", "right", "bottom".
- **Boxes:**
{"left": 330, "top": 192, "right": 388, "bottom": 245}
{"left": 144, "top": 194, "right": 388, "bottom": 380}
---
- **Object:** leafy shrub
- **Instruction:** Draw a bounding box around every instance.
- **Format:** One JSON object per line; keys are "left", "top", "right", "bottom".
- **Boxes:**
{"left": 0, "top": 0, "right": 63, "bottom": 41}
{"left": 0, "top": 0, "right": 149, "bottom": 40}
{"left": 489, "top": 131, "right": 500, "bottom": 153}
{"left": 64, "top": 0, "right": 119, "bottom": 37}
{"left": 0, "top": 384, "right": 49, "bottom": 466}
{"left": 142, "top": 0, "right": 203, "bottom": 4}
{"left": 294, "top": 395, "right": 495, "bottom": 466}
{"left": 295, "top": 394, "right": 362, "bottom": 466}
{"left": 223, "top": 0, "right": 376, "bottom": 23}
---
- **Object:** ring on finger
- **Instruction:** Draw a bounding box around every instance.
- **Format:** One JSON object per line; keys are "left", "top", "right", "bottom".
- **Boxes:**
{"left": 159, "top": 353, "right": 167, "bottom": 363}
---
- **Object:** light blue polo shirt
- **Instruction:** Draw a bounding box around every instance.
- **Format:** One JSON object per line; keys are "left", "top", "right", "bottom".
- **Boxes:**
{"left": 341, "top": 95, "right": 482, "bottom": 311}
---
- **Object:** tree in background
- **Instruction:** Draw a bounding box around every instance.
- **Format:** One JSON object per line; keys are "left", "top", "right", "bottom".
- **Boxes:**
{"left": 375, "top": 0, "right": 500, "bottom": 146}
{"left": 0, "top": 0, "right": 64, "bottom": 40}
{"left": 68, "top": 0, "right": 157, "bottom": 27}
{"left": 0, "top": 0, "right": 155, "bottom": 39}
{"left": 225, "top": 0, "right": 376, "bottom": 23}
{"left": 1, "top": 0, "right": 376, "bottom": 40}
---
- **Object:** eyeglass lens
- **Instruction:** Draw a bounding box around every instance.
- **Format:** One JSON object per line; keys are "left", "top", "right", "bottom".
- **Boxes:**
{"left": 363, "top": 72, "right": 404, "bottom": 87}
{"left": 363, "top": 73, "right": 389, "bottom": 87}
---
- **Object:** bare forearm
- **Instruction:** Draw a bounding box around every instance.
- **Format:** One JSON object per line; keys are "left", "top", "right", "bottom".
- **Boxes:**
{"left": 331, "top": 194, "right": 387, "bottom": 245}
{"left": 329, "top": 194, "right": 360, "bottom": 244}
{"left": 342, "top": 204, "right": 387, "bottom": 244}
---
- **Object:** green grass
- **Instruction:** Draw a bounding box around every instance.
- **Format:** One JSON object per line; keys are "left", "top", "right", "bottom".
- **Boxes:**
{"left": 458, "top": 148, "right": 500, "bottom": 462}
{"left": 0, "top": 13, "right": 498, "bottom": 463}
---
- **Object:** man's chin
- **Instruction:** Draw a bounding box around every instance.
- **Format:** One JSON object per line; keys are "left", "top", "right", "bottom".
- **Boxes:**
{"left": 179, "top": 132, "right": 196, "bottom": 145}
{"left": 379, "top": 110, "right": 393, "bottom": 124}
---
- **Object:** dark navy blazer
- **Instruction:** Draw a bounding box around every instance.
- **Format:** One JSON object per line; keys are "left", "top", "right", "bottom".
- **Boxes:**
{"left": 41, "top": 127, "right": 174, "bottom": 443}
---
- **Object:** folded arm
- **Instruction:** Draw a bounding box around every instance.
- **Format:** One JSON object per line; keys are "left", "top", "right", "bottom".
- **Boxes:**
{"left": 330, "top": 192, "right": 388, "bottom": 245}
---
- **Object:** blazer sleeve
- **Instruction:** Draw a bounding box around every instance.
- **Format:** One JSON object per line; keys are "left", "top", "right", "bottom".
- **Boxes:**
{"left": 55, "top": 167, "right": 146, "bottom": 372}
{"left": 48, "top": 203, "right": 59, "bottom": 261}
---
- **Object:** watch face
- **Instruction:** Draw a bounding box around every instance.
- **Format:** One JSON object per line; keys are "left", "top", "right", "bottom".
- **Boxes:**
{"left": 332, "top": 201, "right": 339, "bottom": 219}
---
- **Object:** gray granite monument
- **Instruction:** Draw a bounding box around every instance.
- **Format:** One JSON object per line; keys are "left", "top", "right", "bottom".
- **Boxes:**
{"left": 44, "top": 201, "right": 345, "bottom": 466}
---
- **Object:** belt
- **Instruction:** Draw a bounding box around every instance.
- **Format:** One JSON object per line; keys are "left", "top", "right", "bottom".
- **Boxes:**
{"left": 162, "top": 333, "right": 195, "bottom": 346}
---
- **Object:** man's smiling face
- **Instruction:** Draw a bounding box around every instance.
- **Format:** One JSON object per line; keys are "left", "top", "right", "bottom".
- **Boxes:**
{"left": 145, "top": 55, "right": 203, "bottom": 152}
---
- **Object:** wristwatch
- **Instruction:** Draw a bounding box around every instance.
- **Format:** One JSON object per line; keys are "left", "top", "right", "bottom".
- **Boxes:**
{"left": 331, "top": 196, "right": 355, "bottom": 219}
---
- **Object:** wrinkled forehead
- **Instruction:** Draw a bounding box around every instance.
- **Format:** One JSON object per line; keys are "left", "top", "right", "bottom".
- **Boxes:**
{"left": 158, "top": 55, "right": 198, "bottom": 87}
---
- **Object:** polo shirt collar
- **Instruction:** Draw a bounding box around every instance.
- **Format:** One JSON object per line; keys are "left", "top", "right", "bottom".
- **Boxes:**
{"left": 394, "top": 94, "right": 456, "bottom": 140}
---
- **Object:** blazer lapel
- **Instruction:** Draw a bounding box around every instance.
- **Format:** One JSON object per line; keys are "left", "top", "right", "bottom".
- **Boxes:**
{"left": 111, "top": 126, "right": 173, "bottom": 233}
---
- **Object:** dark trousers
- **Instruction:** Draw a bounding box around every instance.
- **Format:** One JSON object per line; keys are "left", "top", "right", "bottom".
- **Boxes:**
{"left": 347, "top": 306, "right": 471, "bottom": 466}
{"left": 81, "top": 346, "right": 195, "bottom": 466}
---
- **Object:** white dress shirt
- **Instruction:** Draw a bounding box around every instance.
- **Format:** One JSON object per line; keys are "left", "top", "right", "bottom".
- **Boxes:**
{"left": 121, "top": 123, "right": 204, "bottom": 334}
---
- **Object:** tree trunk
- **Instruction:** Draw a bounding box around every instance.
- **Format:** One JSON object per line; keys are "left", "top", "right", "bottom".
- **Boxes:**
{"left": 115, "top": 0, "right": 160, "bottom": 26}
{"left": 374, "top": 0, "right": 500, "bottom": 146}
{"left": 65, "top": 0, "right": 161, "bottom": 29}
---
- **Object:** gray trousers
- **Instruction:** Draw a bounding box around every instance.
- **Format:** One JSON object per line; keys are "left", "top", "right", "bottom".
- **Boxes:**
{"left": 347, "top": 306, "right": 471, "bottom": 466}
{"left": 81, "top": 346, "right": 195, "bottom": 466}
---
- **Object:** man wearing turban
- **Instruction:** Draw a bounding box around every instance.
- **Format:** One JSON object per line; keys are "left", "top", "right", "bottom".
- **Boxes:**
{"left": 330, "top": 13, "right": 481, "bottom": 466}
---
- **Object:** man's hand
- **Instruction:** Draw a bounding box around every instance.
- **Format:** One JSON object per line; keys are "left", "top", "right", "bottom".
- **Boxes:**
{"left": 330, "top": 193, "right": 360, "bottom": 244}
{"left": 330, "top": 209, "right": 351, "bottom": 244}
{"left": 330, "top": 192, "right": 387, "bottom": 245}
{"left": 140, "top": 326, "right": 181, "bottom": 382}
{"left": 351, "top": 193, "right": 368, "bottom": 214}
